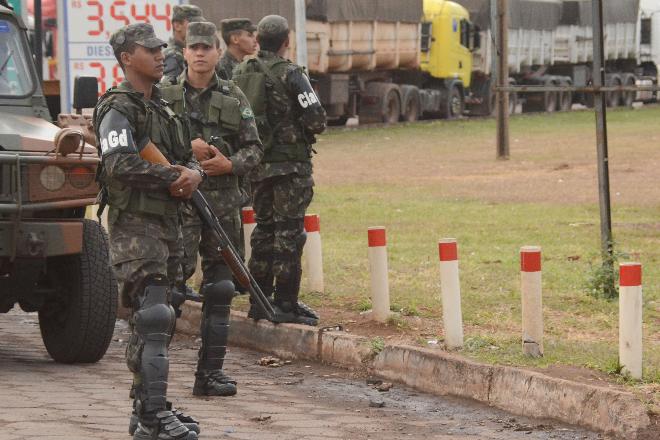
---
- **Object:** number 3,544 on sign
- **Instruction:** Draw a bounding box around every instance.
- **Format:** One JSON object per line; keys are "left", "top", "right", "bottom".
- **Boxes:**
{"left": 68, "top": 1, "right": 174, "bottom": 41}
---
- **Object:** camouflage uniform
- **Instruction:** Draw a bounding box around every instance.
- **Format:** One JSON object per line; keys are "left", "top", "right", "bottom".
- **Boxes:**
{"left": 161, "top": 21, "right": 263, "bottom": 398}
{"left": 161, "top": 70, "right": 262, "bottom": 286}
{"left": 217, "top": 51, "right": 240, "bottom": 81}
{"left": 94, "top": 23, "right": 200, "bottom": 440}
{"left": 163, "top": 5, "right": 204, "bottom": 82}
{"left": 233, "top": 15, "right": 327, "bottom": 325}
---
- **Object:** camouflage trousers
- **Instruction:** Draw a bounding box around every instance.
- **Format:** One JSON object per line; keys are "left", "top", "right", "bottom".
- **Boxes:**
{"left": 248, "top": 174, "right": 313, "bottom": 297}
{"left": 107, "top": 209, "right": 183, "bottom": 308}
{"left": 180, "top": 190, "right": 244, "bottom": 286}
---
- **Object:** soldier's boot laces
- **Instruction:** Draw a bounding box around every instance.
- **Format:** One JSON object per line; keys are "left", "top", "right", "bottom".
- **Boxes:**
{"left": 193, "top": 369, "right": 238, "bottom": 396}
{"left": 194, "top": 280, "right": 238, "bottom": 396}
{"left": 129, "top": 402, "right": 200, "bottom": 436}
{"left": 132, "top": 410, "right": 198, "bottom": 440}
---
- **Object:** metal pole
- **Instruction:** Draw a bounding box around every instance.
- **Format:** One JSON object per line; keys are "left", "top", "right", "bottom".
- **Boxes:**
{"left": 490, "top": 0, "right": 498, "bottom": 84}
{"left": 591, "top": 0, "right": 614, "bottom": 267}
{"left": 294, "top": 0, "right": 308, "bottom": 69}
{"left": 34, "top": 0, "right": 43, "bottom": 82}
{"left": 496, "top": 0, "right": 510, "bottom": 160}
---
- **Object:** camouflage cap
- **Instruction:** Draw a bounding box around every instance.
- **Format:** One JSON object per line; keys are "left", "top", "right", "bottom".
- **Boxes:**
{"left": 186, "top": 21, "right": 218, "bottom": 47}
{"left": 172, "top": 4, "right": 204, "bottom": 23}
{"left": 257, "top": 15, "right": 289, "bottom": 37}
{"left": 110, "top": 23, "right": 167, "bottom": 53}
{"left": 221, "top": 18, "right": 257, "bottom": 37}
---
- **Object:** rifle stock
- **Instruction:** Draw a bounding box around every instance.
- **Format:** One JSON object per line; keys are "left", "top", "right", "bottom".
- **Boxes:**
{"left": 139, "top": 143, "right": 276, "bottom": 320}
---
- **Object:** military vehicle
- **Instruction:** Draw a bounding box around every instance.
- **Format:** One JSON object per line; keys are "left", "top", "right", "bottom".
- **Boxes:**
{"left": 0, "top": 0, "right": 116, "bottom": 363}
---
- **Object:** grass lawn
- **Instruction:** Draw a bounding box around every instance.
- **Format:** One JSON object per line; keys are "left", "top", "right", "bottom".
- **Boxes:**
{"left": 279, "top": 106, "right": 660, "bottom": 395}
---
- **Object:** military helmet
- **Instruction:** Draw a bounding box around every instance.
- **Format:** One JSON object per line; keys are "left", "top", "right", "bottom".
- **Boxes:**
{"left": 257, "top": 15, "right": 289, "bottom": 38}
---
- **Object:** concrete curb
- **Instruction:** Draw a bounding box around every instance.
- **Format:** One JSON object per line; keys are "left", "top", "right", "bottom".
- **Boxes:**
{"left": 177, "top": 302, "right": 656, "bottom": 439}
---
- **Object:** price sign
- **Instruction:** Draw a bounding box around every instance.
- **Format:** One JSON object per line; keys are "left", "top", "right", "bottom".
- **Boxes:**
{"left": 58, "top": 0, "right": 184, "bottom": 113}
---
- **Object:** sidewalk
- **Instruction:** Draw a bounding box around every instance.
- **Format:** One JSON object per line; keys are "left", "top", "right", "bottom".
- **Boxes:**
{"left": 175, "top": 302, "right": 658, "bottom": 440}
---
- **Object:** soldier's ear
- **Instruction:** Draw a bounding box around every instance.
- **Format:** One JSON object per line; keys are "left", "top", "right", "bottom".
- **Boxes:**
{"left": 120, "top": 51, "right": 132, "bottom": 68}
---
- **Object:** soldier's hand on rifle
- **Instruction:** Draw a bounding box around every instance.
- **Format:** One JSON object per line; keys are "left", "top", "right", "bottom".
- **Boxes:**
{"left": 191, "top": 137, "right": 214, "bottom": 162}
{"left": 201, "top": 145, "right": 233, "bottom": 176}
{"left": 169, "top": 165, "right": 202, "bottom": 198}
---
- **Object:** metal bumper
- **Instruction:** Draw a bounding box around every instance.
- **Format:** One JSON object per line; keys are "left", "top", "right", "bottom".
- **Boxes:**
{"left": 0, "top": 220, "right": 83, "bottom": 258}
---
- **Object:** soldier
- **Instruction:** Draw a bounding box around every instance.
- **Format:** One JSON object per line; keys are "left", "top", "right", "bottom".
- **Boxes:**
{"left": 160, "top": 22, "right": 263, "bottom": 396}
{"left": 217, "top": 18, "right": 258, "bottom": 80}
{"left": 163, "top": 4, "right": 204, "bottom": 82}
{"left": 233, "top": 15, "right": 327, "bottom": 326}
{"left": 93, "top": 23, "right": 203, "bottom": 440}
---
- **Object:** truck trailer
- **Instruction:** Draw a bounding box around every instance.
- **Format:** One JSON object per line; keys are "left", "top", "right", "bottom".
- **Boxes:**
{"left": 199, "top": 0, "right": 655, "bottom": 124}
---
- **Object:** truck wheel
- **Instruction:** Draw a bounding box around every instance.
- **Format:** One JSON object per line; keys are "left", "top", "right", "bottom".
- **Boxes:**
{"left": 400, "top": 85, "right": 421, "bottom": 122}
{"left": 442, "top": 84, "right": 464, "bottom": 119}
{"left": 383, "top": 88, "right": 401, "bottom": 124}
{"left": 39, "top": 219, "right": 117, "bottom": 364}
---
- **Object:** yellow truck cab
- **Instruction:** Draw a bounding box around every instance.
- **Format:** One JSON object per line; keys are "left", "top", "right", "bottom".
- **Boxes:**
{"left": 421, "top": 0, "right": 474, "bottom": 88}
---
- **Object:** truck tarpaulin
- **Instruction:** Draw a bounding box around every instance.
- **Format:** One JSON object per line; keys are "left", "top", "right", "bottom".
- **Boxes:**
{"left": 192, "top": 0, "right": 423, "bottom": 27}
{"left": 560, "top": 0, "right": 640, "bottom": 26}
{"left": 454, "top": 0, "right": 562, "bottom": 30}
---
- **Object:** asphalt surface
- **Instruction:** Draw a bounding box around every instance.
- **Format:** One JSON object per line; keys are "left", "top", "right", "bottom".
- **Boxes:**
{"left": 0, "top": 311, "right": 603, "bottom": 439}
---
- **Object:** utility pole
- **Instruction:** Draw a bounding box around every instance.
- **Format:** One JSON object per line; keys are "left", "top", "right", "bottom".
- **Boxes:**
{"left": 294, "top": 0, "right": 308, "bottom": 69}
{"left": 496, "top": 0, "right": 510, "bottom": 160}
{"left": 34, "top": 0, "right": 42, "bottom": 82}
{"left": 591, "top": 0, "right": 614, "bottom": 286}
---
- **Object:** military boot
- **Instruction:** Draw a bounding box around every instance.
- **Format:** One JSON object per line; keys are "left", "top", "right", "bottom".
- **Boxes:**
{"left": 129, "top": 400, "right": 200, "bottom": 436}
{"left": 193, "top": 280, "right": 238, "bottom": 397}
{"left": 132, "top": 410, "right": 198, "bottom": 440}
{"left": 273, "top": 270, "right": 319, "bottom": 326}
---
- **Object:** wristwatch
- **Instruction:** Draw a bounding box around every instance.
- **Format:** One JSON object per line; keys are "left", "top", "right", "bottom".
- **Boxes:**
{"left": 198, "top": 169, "right": 207, "bottom": 181}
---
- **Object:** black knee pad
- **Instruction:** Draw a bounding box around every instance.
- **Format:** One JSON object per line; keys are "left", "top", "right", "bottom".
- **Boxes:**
{"left": 202, "top": 280, "right": 235, "bottom": 307}
{"left": 134, "top": 284, "right": 175, "bottom": 336}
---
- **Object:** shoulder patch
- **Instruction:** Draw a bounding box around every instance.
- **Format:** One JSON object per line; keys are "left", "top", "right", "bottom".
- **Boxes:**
{"left": 241, "top": 107, "right": 254, "bottom": 119}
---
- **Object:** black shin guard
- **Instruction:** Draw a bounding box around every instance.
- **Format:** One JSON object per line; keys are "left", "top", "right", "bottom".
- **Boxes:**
{"left": 131, "top": 280, "right": 176, "bottom": 421}
{"left": 197, "top": 280, "right": 234, "bottom": 371}
{"left": 194, "top": 280, "right": 237, "bottom": 396}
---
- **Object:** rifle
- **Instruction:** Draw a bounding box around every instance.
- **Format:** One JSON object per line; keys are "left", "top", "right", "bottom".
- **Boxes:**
{"left": 140, "top": 142, "right": 276, "bottom": 321}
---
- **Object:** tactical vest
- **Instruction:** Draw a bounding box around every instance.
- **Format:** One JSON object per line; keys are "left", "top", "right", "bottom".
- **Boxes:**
{"left": 94, "top": 87, "right": 190, "bottom": 217}
{"left": 233, "top": 56, "right": 311, "bottom": 163}
{"left": 160, "top": 79, "right": 242, "bottom": 193}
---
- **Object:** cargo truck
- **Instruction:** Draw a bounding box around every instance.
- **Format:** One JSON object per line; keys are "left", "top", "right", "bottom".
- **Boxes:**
{"left": 199, "top": 0, "right": 655, "bottom": 124}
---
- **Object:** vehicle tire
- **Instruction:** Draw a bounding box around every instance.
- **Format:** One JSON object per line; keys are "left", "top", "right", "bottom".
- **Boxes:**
{"left": 39, "top": 219, "right": 117, "bottom": 364}
{"left": 383, "top": 88, "right": 401, "bottom": 124}
{"left": 606, "top": 74, "right": 621, "bottom": 108}
{"left": 360, "top": 82, "right": 401, "bottom": 124}
{"left": 621, "top": 73, "right": 636, "bottom": 108}
{"left": 441, "top": 83, "right": 464, "bottom": 119}
{"left": 400, "top": 85, "right": 421, "bottom": 122}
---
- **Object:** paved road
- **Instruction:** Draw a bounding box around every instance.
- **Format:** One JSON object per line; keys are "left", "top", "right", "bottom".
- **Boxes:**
{"left": 0, "top": 311, "right": 601, "bottom": 440}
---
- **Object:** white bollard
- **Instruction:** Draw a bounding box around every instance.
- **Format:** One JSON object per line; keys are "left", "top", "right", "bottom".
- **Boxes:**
{"left": 368, "top": 226, "right": 390, "bottom": 322}
{"left": 521, "top": 246, "right": 543, "bottom": 357}
{"left": 439, "top": 238, "right": 463, "bottom": 349}
{"left": 242, "top": 207, "right": 256, "bottom": 263}
{"left": 303, "top": 214, "right": 324, "bottom": 293}
{"left": 619, "top": 263, "right": 643, "bottom": 379}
